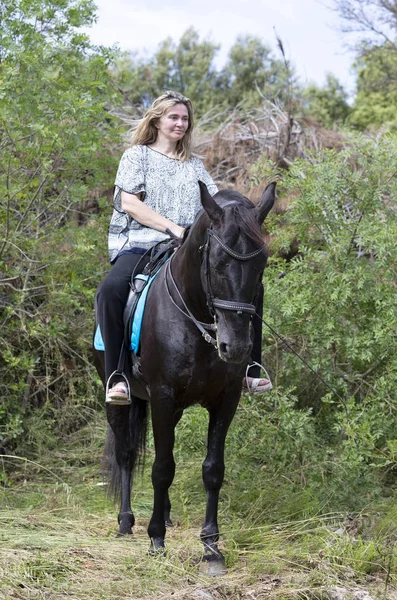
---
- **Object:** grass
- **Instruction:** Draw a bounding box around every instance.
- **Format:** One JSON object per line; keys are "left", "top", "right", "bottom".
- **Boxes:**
{"left": 0, "top": 407, "right": 396, "bottom": 600}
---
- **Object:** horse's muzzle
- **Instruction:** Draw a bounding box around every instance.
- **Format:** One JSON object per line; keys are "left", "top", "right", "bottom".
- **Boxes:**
{"left": 217, "top": 339, "right": 253, "bottom": 364}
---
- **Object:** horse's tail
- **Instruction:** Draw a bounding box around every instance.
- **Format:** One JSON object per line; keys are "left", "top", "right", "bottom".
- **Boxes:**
{"left": 103, "top": 398, "right": 148, "bottom": 501}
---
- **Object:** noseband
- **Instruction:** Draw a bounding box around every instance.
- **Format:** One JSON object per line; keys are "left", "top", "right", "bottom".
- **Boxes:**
{"left": 165, "top": 224, "right": 265, "bottom": 347}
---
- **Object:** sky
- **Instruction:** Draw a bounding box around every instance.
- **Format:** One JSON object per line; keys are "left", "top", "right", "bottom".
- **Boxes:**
{"left": 86, "top": 0, "right": 358, "bottom": 95}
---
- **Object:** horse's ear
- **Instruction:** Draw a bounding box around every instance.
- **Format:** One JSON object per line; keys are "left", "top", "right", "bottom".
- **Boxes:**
{"left": 255, "top": 182, "right": 276, "bottom": 223}
{"left": 199, "top": 181, "right": 223, "bottom": 223}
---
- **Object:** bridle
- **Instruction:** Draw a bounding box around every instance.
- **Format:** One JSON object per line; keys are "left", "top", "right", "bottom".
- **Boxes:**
{"left": 164, "top": 222, "right": 265, "bottom": 347}
{"left": 203, "top": 227, "right": 264, "bottom": 318}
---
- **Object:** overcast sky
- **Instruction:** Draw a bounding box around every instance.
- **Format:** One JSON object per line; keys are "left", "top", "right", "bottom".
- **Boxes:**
{"left": 86, "top": 0, "right": 357, "bottom": 94}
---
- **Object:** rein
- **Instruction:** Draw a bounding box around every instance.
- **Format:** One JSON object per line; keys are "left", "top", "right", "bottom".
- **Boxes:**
{"left": 255, "top": 312, "right": 351, "bottom": 421}
{"left": 164, "top": 257, "right": 217, "bottom": 347}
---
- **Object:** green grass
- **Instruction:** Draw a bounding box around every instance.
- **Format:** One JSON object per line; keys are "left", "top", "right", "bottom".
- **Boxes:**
{"left": 0, "top": 408, "right": 395, "bottom": 599}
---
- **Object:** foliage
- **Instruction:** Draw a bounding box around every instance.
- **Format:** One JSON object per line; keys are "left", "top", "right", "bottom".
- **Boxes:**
{"left": 154, "top": 28, "right": 221, "bottom": 117}
{"left": 302, "top": 74, "right": 351, "bottom": 128}
{"left": 110, "top": 52, "right": 156, "bottom": 111}
{"left": 330, "top": 0, "right": 397, "bottom": 131}
{"left": 111, "top": 29, "right": 293, "bottom": 119}
{"left": 110, "top": 28, "right": 220, "bottom": 117}
{"left": 217, "top": 34, "right": 293, "bottom": 109}
{"left": 259, "top": 133, "right": 397, "bottom": 492}
{"left": 112, "top": 28, "right": 221, "bottom": 116}
{"left": 0, "top": 0, "right": 121, "bottom": 452}
{"left": 331, "top": 1, "right": 397, "bottom": 130}
{"left": 351, "top": 42, "right": 397, "bottom": 129}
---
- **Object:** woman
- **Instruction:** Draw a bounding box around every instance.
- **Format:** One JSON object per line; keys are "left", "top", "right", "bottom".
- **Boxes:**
{"left": 96, "top": 91, "right": 271, "bottom": 404}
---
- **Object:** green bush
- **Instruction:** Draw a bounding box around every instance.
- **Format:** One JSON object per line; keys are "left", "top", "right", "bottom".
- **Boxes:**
{"left": 256, "top": 133, "right": 397, "bottom": 506}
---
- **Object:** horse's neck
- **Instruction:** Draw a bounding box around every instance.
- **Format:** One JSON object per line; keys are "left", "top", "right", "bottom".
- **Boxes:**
{"left": 171, "top": 221, "right": 210, "bottom": 322}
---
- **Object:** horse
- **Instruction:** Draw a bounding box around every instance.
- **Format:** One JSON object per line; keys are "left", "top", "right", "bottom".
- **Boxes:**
{"left": 94, "top": 181, "right": 276, "bottom": 574}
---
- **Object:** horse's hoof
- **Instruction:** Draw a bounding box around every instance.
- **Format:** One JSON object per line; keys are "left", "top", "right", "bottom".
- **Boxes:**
{"left": 116, "top": 530, "right": 133, "bottom": 538}
{"left": 149, "top": 537, "right": 166, "bottom": 556}
{"left": 200, "top": 556, "right": 227, "bottom": 577}
{"left": 117, "top": 512, "right": 134, "bottom": 537}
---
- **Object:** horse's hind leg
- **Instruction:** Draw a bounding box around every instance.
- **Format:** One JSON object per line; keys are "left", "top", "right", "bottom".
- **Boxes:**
{"left": 111, "top": 407, "right": 135, "bottom": 536}
{"left": 106, "top": 399, "right": 147, "bottom": 536}
{"left": 117, "top": 449, "right": 135, "bottom": 536}
{"left": 200, "top": 394, "right": 239, "bottom": 574}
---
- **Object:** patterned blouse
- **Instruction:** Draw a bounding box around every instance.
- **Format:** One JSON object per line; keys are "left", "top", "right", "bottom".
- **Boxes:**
{"left": 108, "top": 145, "right": 218, "bottom": 262}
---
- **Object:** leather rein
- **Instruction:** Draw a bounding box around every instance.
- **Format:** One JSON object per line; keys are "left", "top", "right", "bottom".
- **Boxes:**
{"left": 164, "top": 223, "right": 265, "bottom": 347}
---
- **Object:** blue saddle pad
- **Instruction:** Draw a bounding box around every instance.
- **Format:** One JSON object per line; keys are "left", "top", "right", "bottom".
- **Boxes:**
{"left": 94, "top": 270, "right": 160, "bottom": 354}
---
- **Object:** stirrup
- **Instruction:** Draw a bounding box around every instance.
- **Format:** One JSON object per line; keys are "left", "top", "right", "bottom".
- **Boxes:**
{"left": 243, "top": 361, "right": 273, "bottom": 394}
{"left": 105, "top": 371, "right": 131, "bottom": 405}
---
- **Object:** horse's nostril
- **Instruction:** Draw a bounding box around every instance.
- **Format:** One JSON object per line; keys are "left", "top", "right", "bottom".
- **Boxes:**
{"left": 219, "top": 342, "right": 228, "bottom": 355}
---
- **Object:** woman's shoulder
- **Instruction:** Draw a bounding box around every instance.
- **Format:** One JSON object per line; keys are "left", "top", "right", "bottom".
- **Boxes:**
{"left": 121, "top": 144, "right": 145, "bottom": 158}
{"left": 187, "top": 154, "right": 206, "bottom": 169}
{"left": 117, "top": 145, "right": 147, "bottom": 168}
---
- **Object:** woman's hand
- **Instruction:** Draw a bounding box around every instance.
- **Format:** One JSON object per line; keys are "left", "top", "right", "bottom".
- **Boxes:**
{"left": 168, "top": 224, "right": 185, "bottom": 239}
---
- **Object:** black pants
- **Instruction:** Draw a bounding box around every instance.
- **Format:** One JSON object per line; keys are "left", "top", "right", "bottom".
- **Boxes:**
{"left": 95, "top": 252, "right": 264, "bottom": 383}
{"left": 95, "top": 252, "right": 150, "bottom": 383}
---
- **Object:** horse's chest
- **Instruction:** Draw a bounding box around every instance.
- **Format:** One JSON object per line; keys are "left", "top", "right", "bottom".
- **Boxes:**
{"left": 140, "top": 284, "right": 243, "bottom": 404}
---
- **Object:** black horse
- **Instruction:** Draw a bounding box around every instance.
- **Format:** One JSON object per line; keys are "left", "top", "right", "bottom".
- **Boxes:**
{"left": 94, "top": 182, "right": 276, "bottom": 573}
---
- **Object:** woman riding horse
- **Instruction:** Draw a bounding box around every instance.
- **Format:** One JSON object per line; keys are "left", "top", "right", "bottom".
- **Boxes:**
{"left": 95, "top": 90, "right": 271, "bottom": 403}
{"left": 94, "top": 91, "right": 276, "bottom": 570}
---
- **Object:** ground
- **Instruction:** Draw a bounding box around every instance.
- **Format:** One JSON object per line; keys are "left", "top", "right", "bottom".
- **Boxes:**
{"left": 0, "top": 415, "right": 395, "bottom": 600}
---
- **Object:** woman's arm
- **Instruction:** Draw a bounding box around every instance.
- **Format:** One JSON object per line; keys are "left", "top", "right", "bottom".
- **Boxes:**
{"left": 121, "top": 190, "right": 184, "bottom": 238}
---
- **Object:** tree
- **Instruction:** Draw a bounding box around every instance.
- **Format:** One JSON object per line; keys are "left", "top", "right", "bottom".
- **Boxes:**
{"left": 260, "top": 134, "right": 397, "bottom": 492}
{"left": 111, "top": 28, "right": 221, "bottom": 118}
{"left": 153, "top": 28, "right": 221, "bottom": 116}
{"left": 111, "top": 30, "right": 298, "bottom": 120}
{"left": 350, "top": 42, "right": 397, "bottom": 128}
{"left": 302, "top": 74, "right": 351, "bottom": 128}
{"left": 331, "top": 1, "right": 397, "bottom": 129}
{"left": 332, "top": 0, "right": 397, "bottom": 49}
{"left": 0, "top": 0, "right": 122, "bottom": 452}
{"left": 110, "top": 53, "right": 157, "bottom": 111}
{"left": 219, "top": 35, "right": 291, "bottom": 108}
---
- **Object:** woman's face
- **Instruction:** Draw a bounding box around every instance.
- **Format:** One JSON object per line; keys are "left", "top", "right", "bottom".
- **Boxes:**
{"left": 156, "top": 103, "right": 189, "bottom": 143}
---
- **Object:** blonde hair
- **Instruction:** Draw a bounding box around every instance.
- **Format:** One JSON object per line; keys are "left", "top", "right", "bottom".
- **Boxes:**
{"left": 131, "top": 91, "right": 194, "bottom": 162}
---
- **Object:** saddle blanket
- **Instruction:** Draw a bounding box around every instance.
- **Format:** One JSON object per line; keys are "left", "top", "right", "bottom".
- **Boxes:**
{"left": 94, "top": 270, "right": 160, "bottom": 354}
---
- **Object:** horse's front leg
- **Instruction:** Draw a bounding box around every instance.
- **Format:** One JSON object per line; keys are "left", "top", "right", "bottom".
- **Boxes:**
{"left": 148, "top": 403, "right": 181, "bottom": 553}
{"left": 201, "top": 391, "right": 240, "bottom": 575}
